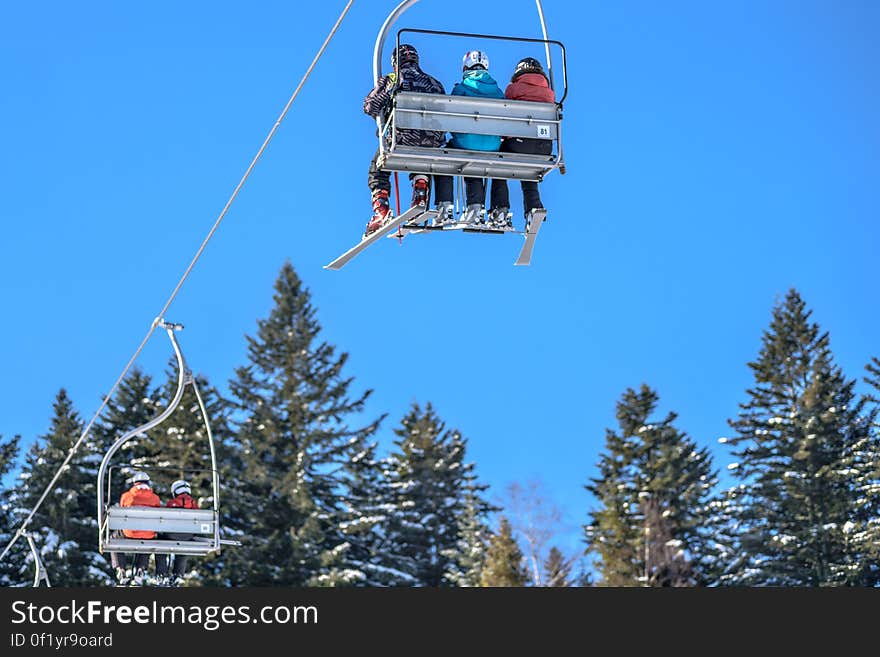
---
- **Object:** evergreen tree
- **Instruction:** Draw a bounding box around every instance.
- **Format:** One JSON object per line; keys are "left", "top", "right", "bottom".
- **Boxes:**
{"left": 866, "top": 357, "right": 880, "bottom": 403}
{"left": 585, "top": 385, "right": 717, "bottom": 586}
{"left": 384, "top": 402, "right": 490, "bottom": 586}
{"left": 443, "top": 480, "right": 494, "bottom": 587}
{"left": 723, "top": 290, "right": 878, "bottom": 585}
{"left": 218, "top": 262, "right": 382, "bottom": 586}
{"left": 480, "top": 517, "right": 528, "bottom": 587}
{"left": 544, "top": 546, "right": 573, "bottom": 587}
{"left": 323, "top": 435, "right": 399, "bottom": 586}
{"left": 574, "top": 564, "right": 595, "bottom": 587}
{"left": 854, "top": 357, "right": 880, "bottom": 580}
{"left": 17, "top": 390, "right": 112, "bottom": 585}
{"left": 0, "top": 434, "right": 27, "bottom": 586}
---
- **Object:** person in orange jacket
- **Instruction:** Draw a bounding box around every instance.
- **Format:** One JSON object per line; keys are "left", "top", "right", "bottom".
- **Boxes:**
{"left": 162, "top": 479, "right": 200, "bottom": 584}
{"left": 112, "top": 471, "right": 165, "bottom": 584}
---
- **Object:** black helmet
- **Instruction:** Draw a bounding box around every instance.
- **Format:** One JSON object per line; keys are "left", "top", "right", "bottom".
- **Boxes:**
{"left": 512, "top": 57, "right": 546, "bottom": 82}
{"left": 391, "top": 43, "right": 419, "bottom": 69}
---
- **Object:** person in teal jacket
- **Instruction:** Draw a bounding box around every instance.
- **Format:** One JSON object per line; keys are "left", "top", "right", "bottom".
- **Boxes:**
{"left": 449, "top": 51, "right": 505, "bottom": 225}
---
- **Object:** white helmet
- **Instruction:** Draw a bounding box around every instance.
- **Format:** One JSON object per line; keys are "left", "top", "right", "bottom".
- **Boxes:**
{"left": 462, "top": 50, "right": 489, "bottom": 71}
{"left": 171, "top": 479, "right": 191, "bottom": 497}
{"left": 129, "top": 471, "right": 150, "bottom": 487}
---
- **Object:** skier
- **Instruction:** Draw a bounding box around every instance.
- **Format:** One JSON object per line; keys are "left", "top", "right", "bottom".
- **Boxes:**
{"left": 363, "top": 43, "right": 454, "bottom": 235}
{"left": 448, "top": 50, "right": 505, "bottom": 226}
{"left": 488, "top": 57, "right": 557, "bottom": 229}
{"left": 113, "top": 471, "right": 166, "bottom": 585}
{"left": 158, "top": 479, "right": 200, "bottom": 586}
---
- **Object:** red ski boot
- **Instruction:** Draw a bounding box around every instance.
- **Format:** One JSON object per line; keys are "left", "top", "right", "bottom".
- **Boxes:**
{"left": 410, "top": 175, "right": 430, "bottom": 208}
{"left": 364, "top": 190, "right": 391, "bottom": 237}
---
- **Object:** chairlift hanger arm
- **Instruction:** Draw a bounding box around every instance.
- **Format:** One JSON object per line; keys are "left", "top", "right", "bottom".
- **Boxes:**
{"left": 25, "top": 533, "right": 51, "bottom": 587}
{"left": 373, "top": 0, "right": 420, "bottom": 84}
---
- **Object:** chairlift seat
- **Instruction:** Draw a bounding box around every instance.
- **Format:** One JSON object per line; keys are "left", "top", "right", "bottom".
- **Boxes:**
{"left": 103, "top": 507, "right": 219, "bottom": 556}
{"left": 380, "top": 92, "right": 563, "bottom": 181}
{"left": 106, "top": 505, "right": 216, "bottom": 535}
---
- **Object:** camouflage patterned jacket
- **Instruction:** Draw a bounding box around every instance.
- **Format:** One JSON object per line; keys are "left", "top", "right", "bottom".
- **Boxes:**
{"left": 363, "top": 63, "right": 447, "bottom": 147}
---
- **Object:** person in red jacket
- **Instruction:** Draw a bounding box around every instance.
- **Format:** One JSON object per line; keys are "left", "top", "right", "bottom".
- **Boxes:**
{"left": 112, "top": 471, "right": 164, "bottom": 584}
{"left": 488, "top": 57, "right": 557, "bottom": 229}
{"left": 161, "top": 479, "right": 200, "bottom": 584}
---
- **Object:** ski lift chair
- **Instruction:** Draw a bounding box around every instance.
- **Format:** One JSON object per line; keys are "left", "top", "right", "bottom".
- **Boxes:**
{"left": 376, "top": 27, "right": 568, "bottom": 183}
{"left": 97, "top": 320, "right": 238, "bottom": 560}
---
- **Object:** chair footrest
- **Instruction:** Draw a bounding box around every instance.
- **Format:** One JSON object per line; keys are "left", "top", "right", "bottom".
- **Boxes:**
{"left": 380, "top": 146, "right": 558, "bottom": 181}
{"left": 102, "top": 538, "right": 219, "bottom": 555}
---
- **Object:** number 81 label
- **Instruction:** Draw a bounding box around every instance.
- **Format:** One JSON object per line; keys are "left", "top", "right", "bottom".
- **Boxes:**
{"left": 536, "top": 125, "right": 551, "bottom": 138}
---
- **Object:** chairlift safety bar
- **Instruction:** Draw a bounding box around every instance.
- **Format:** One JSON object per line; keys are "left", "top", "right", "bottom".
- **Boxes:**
{"left": 396, "top": 27, "right": 568, "bottom": 105}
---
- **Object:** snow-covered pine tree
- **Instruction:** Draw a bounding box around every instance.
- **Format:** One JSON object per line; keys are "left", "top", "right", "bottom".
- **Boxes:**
{"left": 0, "top": 434, "right": 26, "bottom": 586}
{"left": 723, "top": 290, "right": 877, "bottom": 585}
{"left": 866, "top": 357, "right": 880, "bottom": 400}
{"left": 218, "top": 262, "right": 381, "bottom": 586}
{"left": 585, "top": 385, "right": 717, "bottom": 586}
{"left": 850, "top": 357, "right": 880, "bottom": 583}
{"left": 384, "top": 402, "right": 490, "bottom": 586}
{"left": 323, "top": 434, "right": 401, "bottom": 586}
{"left": 480, "top": 517, "right": 528, "bottom": 587}
{"left": 443, "top": 476, "right": 494, "bottom": 587}
{"left": 16, "top": 390, "right": 112, "bottom": 585}
{"left": 543, "top": 546, "right": 573, "bottom": 587}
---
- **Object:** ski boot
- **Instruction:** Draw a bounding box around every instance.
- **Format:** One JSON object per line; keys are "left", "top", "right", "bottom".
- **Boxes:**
{"left": 410, "top": 175, "right": 430, "bottom": 209}
{"left": 130, "top": 568, "right": 148, "bottom": 587}
{"left": 432, "top": 201, "right": 455, "bottom": 227}
{"left": 115, "top": 567, "right": 131, "bottom": 586}
{"left": 364, "top": 189, "right": 391, "bottom": 237}
{"left": 488, "top": 206, "right": 513, "bottom": 230}
{"left": 525, "top": 207, "right": 546, "bottom": 233}
{"left": 460, "top": 204, "right": 484, "bottom": 226}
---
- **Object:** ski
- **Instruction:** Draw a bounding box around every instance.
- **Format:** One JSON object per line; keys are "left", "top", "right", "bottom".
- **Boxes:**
{"left": 514, "top": 209, "right": 547, "bottom": 266}
{"left": 462, "top": 224, "right": 517, "bottom": 235}
{"left": 386, "top": 223, "right": 447, "bottom": 240}
{"left": 388, "top": 222, "right": 520, "bottom": 240}
{"left": 325, "top": 206, "right": 436, "bottom": 270}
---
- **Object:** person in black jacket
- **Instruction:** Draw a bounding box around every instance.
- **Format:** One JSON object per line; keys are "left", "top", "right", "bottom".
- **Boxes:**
{"left": 363, "top": 44, "right": 453, "bottom": 235}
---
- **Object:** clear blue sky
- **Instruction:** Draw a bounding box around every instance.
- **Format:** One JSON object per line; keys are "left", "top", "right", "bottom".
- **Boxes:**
{"left": 1, "top": 1, "right": 878, "bottom": 560}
